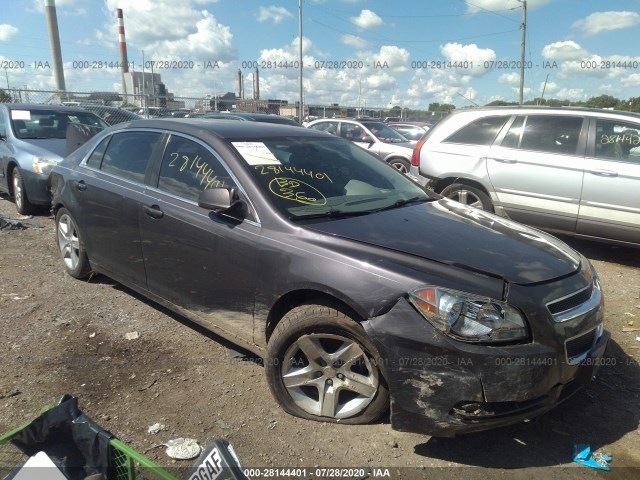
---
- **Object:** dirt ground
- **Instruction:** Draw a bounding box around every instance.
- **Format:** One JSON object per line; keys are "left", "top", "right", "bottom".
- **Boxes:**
{"left": 0, "top": 194, "right": 639, "bottom": 480}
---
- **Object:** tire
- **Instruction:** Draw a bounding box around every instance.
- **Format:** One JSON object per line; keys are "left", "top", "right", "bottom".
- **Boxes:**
{"left": 55, "top": 208, "right": 91, "bottom": 279}
{"left": 440, "top": 183, "right": 494, "bottom": 211}
{"left": 266, "top": 304, "right": 389, "bottom": 424}
{"left": 12, "top": 168, "right": 35, "bottom": 215}
{"left": 387, "top": 157, "right": 410, "bottom": 174}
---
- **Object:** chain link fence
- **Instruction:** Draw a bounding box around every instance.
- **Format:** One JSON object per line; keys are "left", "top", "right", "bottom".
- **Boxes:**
{"left": 0, "top": 87, "right": 449, "bottom": 123}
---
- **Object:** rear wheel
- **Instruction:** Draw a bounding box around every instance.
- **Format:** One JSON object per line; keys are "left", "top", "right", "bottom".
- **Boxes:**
{"left": 12, "top": 168, "right": 35, "bottom": 215}
{"left": 266, "top": 304, "right": 389, "bottom": 424}
{"left": 388, "top": 157, "right": 410, "bottom": 174}
{"left": 440, "top": 183, "right": 493, "bottom": 211}
{"left": 55, "top": 208, "right": 91, "bottom": 279}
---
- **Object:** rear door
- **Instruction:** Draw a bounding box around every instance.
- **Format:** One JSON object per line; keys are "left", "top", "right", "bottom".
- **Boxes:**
{"left": 70, "top": 130, "right": 163, "bottom": 287}
{"left": 487, "top": 114, "right": 587, "bottom": 233}
{"left": 577, "top": 117, "right": 640, "bottom": 244}
{"left": 138, "top": 133, "right": 260, "bottom": 345}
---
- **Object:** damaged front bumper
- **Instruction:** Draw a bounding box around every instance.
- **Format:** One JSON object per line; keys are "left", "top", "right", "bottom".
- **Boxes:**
{"left": 363, "top": 297, "right": 609, "bottom": 437}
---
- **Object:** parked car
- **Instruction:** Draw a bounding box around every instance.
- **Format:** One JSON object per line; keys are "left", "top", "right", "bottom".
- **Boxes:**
{"left": 305, "top": 118, "right": 415, "bottom": 173}
{"left": 0, "top": 103, "right": 107, "bottom": 214}
{"left": 79, "top": 105, "right": 142, "bottom": 126}
{"left": 410, "top": 106, "right": 640, "bottom": 247}
{"left": 388, "top": 122, "right": 431, "bottom": 141}
{"left": 136, "top": 107, "right": 173, "bottom": 118}
{"left": 195, "top": 111, "right": 301, "bottom": 126}
{"left": 48, "top": 119, "right": 608, "bottom": 436}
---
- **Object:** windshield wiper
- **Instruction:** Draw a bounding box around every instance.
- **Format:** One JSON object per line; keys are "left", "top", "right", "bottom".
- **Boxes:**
{"left": 289, "top": 209, "right": 373, "bottom": 221}
{"left": 369, "top": 196, "right": 433, "bottom": 213}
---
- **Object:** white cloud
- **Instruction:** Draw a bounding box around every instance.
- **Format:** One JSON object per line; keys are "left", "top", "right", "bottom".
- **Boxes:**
{"left": 554, "top": 88, "right": 586, "bottom": 101}
{"left": 573, "top": 11, "right": 640, "bottom": 36}
{"left": 541, "top": 41, "right": 588, "bottom": 61}
{"left": 341, "top": 34, "right": 368, "bottom": 49}
{"left": 498, "top": 72, "right": 519, "bottom": 85}
{"left": 440, "top": 42, "right": 496, "bottom": 77}
{"left": 621, "top": 74, "right": 640, "bottom": 88}
{"left": 350, "top": 10, "right": 383, "bottom": 29}
{"left": 357, "top": 45, "right": 410, "bottom": 73}
{"left": 465, "top": 0, "right": 551, "bottom": 14}
{"left": 0, "top": 24, "right": 18, "bottom": 41}
{"left": 99, "top": 1, "right": 236, "bottom": 63}
{"left": 257, "top": 6, "right": 293, "bottom": 25}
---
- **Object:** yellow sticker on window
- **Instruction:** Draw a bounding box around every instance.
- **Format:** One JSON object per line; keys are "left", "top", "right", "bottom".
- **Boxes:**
{"left": 232, "top": 142, "right": 281, "bottom": 165}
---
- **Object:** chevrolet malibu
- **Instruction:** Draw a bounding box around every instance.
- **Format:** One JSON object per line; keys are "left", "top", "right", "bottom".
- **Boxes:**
{"left": 48, "top": 119, "right": 608, "bottom": 436}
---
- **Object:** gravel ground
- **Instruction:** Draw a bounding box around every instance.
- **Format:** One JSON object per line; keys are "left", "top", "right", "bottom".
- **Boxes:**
{"left": 0, "top": 195, "right": 639, "bottom": 480}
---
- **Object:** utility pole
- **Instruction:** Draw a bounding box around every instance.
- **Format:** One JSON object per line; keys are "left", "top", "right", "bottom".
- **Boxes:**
{"left": 519, "top": 0, "right": 527, "bottom": 105}
{"left": 298, "top": 0, "right": 304, "bottom": 123}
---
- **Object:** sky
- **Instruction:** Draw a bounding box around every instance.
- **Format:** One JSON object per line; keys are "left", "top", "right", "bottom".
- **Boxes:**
{"left": 1, "top": 0, "right": 640, "bottom": 109}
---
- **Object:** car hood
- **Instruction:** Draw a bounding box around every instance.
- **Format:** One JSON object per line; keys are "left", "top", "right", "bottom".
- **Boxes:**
{"left": 304, "top": 199, "right": 581, "bottom": 285}
{"left": 15, "top": 138, "right": 66, "bottom": 160}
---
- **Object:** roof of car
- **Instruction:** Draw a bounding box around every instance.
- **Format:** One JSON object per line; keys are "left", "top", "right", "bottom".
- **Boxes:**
{"left": 449, "top": 105, "right": 640, "bottom": 120}
{"left": 110, "top": 118, "right": 330, "bottom": 139}
{"left": 1, "top": 103, "right": 97, "bottom": 113}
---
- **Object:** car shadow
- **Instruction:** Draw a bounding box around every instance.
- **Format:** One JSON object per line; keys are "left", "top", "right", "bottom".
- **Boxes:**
{"left": 413, "top": 339, "right": 640, "bottom": 468}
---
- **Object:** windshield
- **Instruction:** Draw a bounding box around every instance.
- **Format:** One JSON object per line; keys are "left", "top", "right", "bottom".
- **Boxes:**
{"left": 10, "top": 109, "right": 108, "bottom": 139}
{"left": 361, "top": 121, "right": 409, "bottom": 143}
{"left": 231, "top": 136, "right": 434, "bottom": 221}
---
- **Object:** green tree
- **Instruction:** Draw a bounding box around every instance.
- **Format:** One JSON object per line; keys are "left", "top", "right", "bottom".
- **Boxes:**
{"left": 584, "top": 94, "right": 619, "bottom": 109}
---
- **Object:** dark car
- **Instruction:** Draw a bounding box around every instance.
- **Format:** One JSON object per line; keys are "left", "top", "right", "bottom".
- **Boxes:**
{"left": 79, "top": 105, "right": 143, "bottom": 125}
{"left": 0, "top": 103, "right": 107, "bottom": 214}
{"left": 195, "top": 111, "right": 301, "bottom": 126}
{"left": 48, "top": 119, "right": 608, "bottom": 436}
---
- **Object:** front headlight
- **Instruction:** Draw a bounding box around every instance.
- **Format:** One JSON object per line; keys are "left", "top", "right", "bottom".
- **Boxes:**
{"left": 408, "top": 286, "right": 529, "bottom": 343}
{"left": 33, "top": 156, "right": 58, "bottom": 175}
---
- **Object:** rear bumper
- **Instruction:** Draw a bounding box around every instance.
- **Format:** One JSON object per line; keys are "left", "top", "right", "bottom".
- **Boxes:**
{"left": 363, "top": 298, "right": 609, "bottom": 437}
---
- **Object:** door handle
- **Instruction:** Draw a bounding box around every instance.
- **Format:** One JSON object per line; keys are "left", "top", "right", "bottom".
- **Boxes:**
{"left": 491, "top": 157, "right": 517, "bottom": 164}
{"left": 73, "top": 180, "right": 87, "bottom": 191}
{"left": 589, "top": 169, "right": 618, "bottom": 177}
{"left": 143, "top": 204, "right": 164, "bottom": 219}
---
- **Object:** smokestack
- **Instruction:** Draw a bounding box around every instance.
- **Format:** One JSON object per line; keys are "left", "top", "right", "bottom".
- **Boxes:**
{"left": 254, "top": 67, "right": 260, "bottom": 100}
{"left": 117, "top": 8, "right": 129, "bottom": 96}
{"left": 44, "top": 0, "right": 66, "bottom": 93}
{"left": 237, "top": 69, "right": 243, "bottom": 99}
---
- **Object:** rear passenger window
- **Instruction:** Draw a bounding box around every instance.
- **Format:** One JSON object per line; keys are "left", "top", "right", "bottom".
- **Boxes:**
{"left": 85, "top": 136, "right": 110, "bottom": 169}
{"left": 445, "top": 116, "right": 509, "bottom": 146}
{"left": 518, "top": 115, "right": 582, "bottom": 154}
{"left": 157, "top": 135, "right": 233, "bottom": 202}
{"left": 100, "top": 132, "right": 161, "bottom": 183}
{"left": 595, "top": 119, "right": 640, "bottom": 163}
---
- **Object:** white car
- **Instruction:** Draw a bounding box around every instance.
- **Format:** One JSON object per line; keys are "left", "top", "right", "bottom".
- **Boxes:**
{"left": 306, "top": 118, "right": 415, "bottom": 173}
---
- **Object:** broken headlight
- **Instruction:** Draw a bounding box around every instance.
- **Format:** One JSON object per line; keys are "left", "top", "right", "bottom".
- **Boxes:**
{"left": 408, "top": 286, "right": 529, "bottom": 343}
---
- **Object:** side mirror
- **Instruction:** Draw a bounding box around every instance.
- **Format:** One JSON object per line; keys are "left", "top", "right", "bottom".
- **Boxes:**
{"left": 198, "top": 187, "right": 245, "bottom": 216}
{"left": 361, "top": 135, "right": 374, "bottom": 144}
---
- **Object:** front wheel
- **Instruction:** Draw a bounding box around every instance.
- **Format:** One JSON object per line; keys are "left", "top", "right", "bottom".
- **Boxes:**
{"left": 12, "top": 168, "right": 35, "bottom": 215}
{"left": 266, "top": 304, "right": 389, "bottom": 424}
{"left": 388, "top": 157, "right": 410, "bottom": 174}
{"left": 55, "top": 208, "right": 91, "bottom": 279}
{"left": 440, "top": 183, "right": 494, "bottom": 211}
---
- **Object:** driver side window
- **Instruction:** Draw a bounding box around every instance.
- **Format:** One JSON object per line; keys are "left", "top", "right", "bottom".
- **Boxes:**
{"left": 157, "top": 135, "right": 234, "bottom": 202}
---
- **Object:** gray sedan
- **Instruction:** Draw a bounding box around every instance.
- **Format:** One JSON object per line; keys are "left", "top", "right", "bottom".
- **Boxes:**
{"left": 0, "top": 103, "right": 107, "bottom": 214}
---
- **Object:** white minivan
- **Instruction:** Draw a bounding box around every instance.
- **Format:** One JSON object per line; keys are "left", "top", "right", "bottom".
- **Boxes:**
{"left": 411, "top": 106, "right": 640, "bottom": 247}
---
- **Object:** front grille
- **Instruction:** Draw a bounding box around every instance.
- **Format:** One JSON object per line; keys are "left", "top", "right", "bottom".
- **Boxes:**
{"left": 566, "top": 329, "right": 597, "bottom": 361}
{"left": 547, "top": 286, "right": 592, "bottom": 315}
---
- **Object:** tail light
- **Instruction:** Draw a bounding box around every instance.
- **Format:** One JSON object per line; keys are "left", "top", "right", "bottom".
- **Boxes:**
{"left": 411, "top": 139, "right": 425, "bottom": 167}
